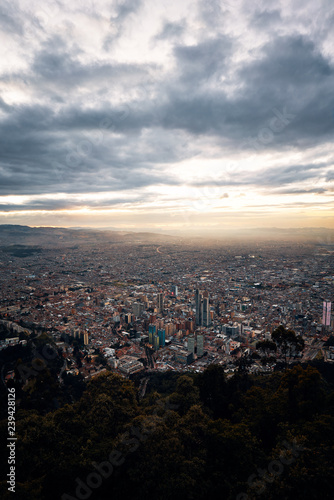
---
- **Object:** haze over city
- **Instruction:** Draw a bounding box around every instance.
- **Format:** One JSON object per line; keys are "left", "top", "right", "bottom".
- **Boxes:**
{"left": 0, "top": 0, "right": 333, "bottom": 235}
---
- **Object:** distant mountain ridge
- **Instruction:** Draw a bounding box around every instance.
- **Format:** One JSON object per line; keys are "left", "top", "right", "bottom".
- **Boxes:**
{"left": 0, "top": 224, "right": 177, "bottom": 248}
{"left": 0, "top": 224, "right": 333, "bottom": 248}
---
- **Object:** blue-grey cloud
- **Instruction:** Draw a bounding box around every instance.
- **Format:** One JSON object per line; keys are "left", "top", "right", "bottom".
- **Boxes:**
{"left": 251, "top": 8, "right": 282, "bottom": 29}
{"left": 154, "top": 20, "right": 186, "bottom": 40}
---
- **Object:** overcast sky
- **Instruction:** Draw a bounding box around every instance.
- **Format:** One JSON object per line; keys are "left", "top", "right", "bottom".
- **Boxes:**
{"left": 0, "top": 0, "right": 333, "bottom": 234}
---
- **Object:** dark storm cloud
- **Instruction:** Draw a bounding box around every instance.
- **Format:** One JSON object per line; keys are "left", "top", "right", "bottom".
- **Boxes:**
{"left": 236, "top": 33, "right": 334, "bottom": 146}
{"left": 30, "top": 42, "right": 153, "bottom": 88}
{"left": 239, "top": 36, "right": 332, "bottom": 89}
{"left": 173, "top": 37, "right": 232, "bottom": 85}
{"left": 0, "top": 98, "right": 178, "bottom": 196}
{"left": 0, "top": 118, "right": 178, "bottom": 195}
{"left": 156, "top": 33, "right": 334, "bottom": 150}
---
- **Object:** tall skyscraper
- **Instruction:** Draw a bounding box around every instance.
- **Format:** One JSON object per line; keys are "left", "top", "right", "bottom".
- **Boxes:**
{"left": 202, "top": 297, "right": 211, "bottom": 327}
{"left": 153, "top": 334, "right": 159, "bottom": 351}
{"left": 157, "top": 293, "right": 164, "bottom": 313}
{"left": 197, "top": 334, "right": 204, "bottom": 356}
{"left": 148, "top": 324, "right": 156, "bottom": 344}
{"left": 171, "top": 285, "right": 178, "bottom": 297}
{"left": 323, "top": 301, "right": 332, "bottom": 328}
{"left": 158, "top": 328, "right": 165, "bottom": 347}
{"left": 149, "top": 324, "right": 156, "bottom": 334}
{"left": 188, "top": 336, "right": 195, "bottom": 354}
{"left": 195, "top": 289, "right": 202, "bottom": 326}
{"left": 81, "top": 331, "right": 89, "bottom": 345}
{"left": 195, "top": 289, "right": 211, "bottom": 326}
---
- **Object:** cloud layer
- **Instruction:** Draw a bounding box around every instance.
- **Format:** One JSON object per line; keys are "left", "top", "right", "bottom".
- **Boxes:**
{"left": 0, "top": 0, "right": 333, "bottom": 230}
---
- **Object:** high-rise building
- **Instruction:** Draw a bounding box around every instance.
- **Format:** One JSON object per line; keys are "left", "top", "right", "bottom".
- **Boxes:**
{"left": 185, "top": 319, "right": 194, "bottom": 332}
{"left": 132, "top": 302, "right": 144, "bottom": 317}
{"left": 174, "top": 350, "right": 194, "bottom": 364}
{"left": 222, "top": 324, "right": 239, "bottom": 337}
{"left": 195, "top": 289, "right": 202, "bottom": 326}
{"left": 156, "top": 319, "right": 164, "bottom": 329}
{"left": 197, "top": 334, "right": 204, "bottom": 356}
{"left": 153, "top": 334, "right": 160, "bottom": 351}
{"left": 202, "top": 297, "right": 211, "bottom": 326}
{"left": 171, "top": 285, "right": 178, "bottom": 297}
{"left": 158, "top": 328, "right": 166, "bottom": 347}
{"left": 323, "top": 301, "right": 332, "bottom": 329}
{"left": 148, "top": 324, "right": 156, "bottom": 344}
{"left": 188, "top": 336, "right": 195, "bottom": 354}
{"left": 157, "top": 293, "right": 164, "bottom": 313}
{"left": 165, "top": 323, "right": 175, "bottom": 335}
{"left": 195, "top": 289, "right": 211, "bottom": 326}
{"left": 125, "top": 313, "right": 132, "bottom": 324}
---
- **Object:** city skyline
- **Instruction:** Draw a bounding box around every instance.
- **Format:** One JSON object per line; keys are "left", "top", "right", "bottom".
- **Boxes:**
{"left": 0, "top": 0, "right": 333, "bottom": 234}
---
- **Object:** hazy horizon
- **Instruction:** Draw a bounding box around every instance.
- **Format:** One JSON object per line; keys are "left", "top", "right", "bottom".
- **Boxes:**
{"left": 0, "top": 0, "right": 333, "bottom": 233}
{"left": 1, "top": 223, "right": 333, "bottom": 245}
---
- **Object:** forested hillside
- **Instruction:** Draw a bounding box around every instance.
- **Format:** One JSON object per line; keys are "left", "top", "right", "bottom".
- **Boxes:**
{"left": 1, "top": 359, "right": 334, "bottom": 500}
